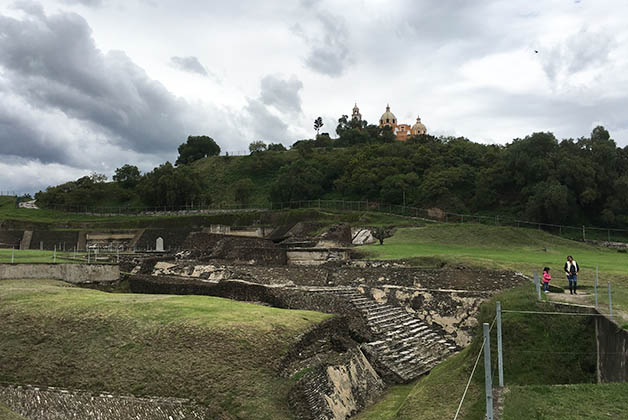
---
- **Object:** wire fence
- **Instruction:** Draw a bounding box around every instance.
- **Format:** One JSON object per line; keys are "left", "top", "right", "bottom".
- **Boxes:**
{"left": 38, "top": 199, "right": 628, "bottom": 244}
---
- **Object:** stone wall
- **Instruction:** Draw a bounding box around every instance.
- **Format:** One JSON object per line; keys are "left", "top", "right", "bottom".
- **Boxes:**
{"left": 135, "top": 229, "right": 194, "bottom": 251}
{"left": 286, "top": 249, "right": 351, "bottom": 266}
{"left": 139, "top": 259, "right": 528, "bottom": 291}
{"left": 29, "top": 231, "right": 79, "bottom": 251}
{"left": 0, "top": 230, "right": 23, "bottom": 248}
{"left": 357, "top": 285, "right": 488, "bottom": 347}
{"left": 290, "top": 349, "right": 384, "bottom": 420}
{"left": 126, "top": 274, "right": 355, "bottom": 315}
{"left": 0, "top": 385, "right": 210, "bottom": 420}
{"left": 0, "top": 263, "right": 119, "bottom": 284}
{"left": 596, "top": 314, "right": 628, "bottom": 383}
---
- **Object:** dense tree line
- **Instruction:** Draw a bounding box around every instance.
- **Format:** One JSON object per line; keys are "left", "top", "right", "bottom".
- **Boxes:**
{"left": 34, "top": 126, "right": 628, "bottom": 227}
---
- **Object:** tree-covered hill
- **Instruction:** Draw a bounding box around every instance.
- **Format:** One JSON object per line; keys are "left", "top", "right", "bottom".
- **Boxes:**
{"left": 33, "top": 126, "right": 628, "bottom": 227}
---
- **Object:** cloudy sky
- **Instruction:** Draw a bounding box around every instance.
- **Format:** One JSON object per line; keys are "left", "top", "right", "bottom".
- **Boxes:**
{"left": 1, "top": 0, "right": 628, "bottom": 194}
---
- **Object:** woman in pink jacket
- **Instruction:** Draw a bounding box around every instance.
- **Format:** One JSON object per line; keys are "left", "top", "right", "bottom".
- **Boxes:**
{"left": 542, "top": 267, "right": 551, "bottom": 292}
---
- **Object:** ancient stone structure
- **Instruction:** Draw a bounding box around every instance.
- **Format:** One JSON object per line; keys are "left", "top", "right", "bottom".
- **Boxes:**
{"left": 0, "top": 263, "right": 119, "bottom": 284}
{"left": 0, "top": 385, "right": 210, "bottom": 420}
{"left": 596, "top": 312, "right": 628, "bottom": 383}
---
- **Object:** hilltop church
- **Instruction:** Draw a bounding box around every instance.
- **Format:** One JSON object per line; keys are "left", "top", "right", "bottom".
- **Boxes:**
{"left": 351, "top": 103, "right": 426, "bottom": 141}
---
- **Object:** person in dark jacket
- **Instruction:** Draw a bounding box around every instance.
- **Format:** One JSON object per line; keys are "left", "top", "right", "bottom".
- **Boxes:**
{"left": 564, "top": 256, "right": 579, "bottom": 295}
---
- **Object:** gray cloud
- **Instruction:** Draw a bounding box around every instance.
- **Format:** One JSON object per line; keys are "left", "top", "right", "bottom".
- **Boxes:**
{"left": 242, "top": 98, "right": 289, "bottom": 143}
{"left": 60, "top": 0, "right": 104, "bottom": 6}
{"left": 542, "top": 28, "right": 615, "bottom": 82}
{"left": 293, "top": 10, "right": 353, "bottom": 77}
{"left": 259, "top": 74, "right": 303, "bottom": 113}
{"left": 0, "top": 6, "right": 191, "bottom": 164}
{"left": 170, "top": 56, "right": 209, "bottom": 77}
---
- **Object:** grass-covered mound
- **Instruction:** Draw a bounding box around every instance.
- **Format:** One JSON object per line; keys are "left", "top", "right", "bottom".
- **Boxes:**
{"left": 356, "top": 285, "right": 598, "bottom": 420}
{"left": 0, "top": 279, "right": 331, "bottom": 419}
{"left": 363, "top": 224, "right": 628, "bottom": 317}
{"left": 503, "top": 383, "right": 628, "bottom": 420}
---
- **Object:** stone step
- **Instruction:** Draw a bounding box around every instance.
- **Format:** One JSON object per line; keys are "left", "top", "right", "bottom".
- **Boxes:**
{"left": 362, "top": 306, "right": 402, "bottom": 316}
{"left": 367, "top": 313, "right": 408, "bottom": 325}
{"left": 365, "top": 310, "right": 406, "bottom": 323}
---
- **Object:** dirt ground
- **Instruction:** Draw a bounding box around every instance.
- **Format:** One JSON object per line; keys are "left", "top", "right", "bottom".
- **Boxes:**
{"left": 546, "top": 290, "right": 628, "bottom": 324}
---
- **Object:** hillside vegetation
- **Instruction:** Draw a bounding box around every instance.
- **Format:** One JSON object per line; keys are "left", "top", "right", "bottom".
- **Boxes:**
{"left": 0, "top": 279, "right": 330, "bottom": 420}
{"left": 31, "top": 125, "right": 628, "bottom": 228}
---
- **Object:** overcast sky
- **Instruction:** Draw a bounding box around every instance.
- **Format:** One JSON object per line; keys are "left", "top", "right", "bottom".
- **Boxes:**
{"left": 1, "top": 0, "right": 628, "bottom": 194}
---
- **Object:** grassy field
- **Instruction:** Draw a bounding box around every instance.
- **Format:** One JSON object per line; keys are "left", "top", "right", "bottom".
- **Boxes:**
{"left": 503, "top": 383, "right": 628, "bottom": 420}
{"left": 356, "top": 285, "right": 601, "bottom": 420}
{"left": 363, "top": 224, "right": 628, "bottom": 318}
{"left": 0, "top": 279, "right": 330, "bottom": 419}
{"left": 0, "top": 249, "right": 89, "bottom": 264}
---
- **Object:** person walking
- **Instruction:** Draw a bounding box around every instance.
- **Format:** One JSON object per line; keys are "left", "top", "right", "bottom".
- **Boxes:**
{"left": 564, "top": 256, "right": 579, "bottom": 295}
{"left": 542, "top": 267, "right": 551, "bottom": 292}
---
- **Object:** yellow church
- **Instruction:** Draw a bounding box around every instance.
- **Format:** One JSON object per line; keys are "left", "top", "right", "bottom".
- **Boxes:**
{"left": 378, "top": 104, "right": 426, "bottom": 141}
{"left": 352, "top": 103, "right": 426, "bottom": 141}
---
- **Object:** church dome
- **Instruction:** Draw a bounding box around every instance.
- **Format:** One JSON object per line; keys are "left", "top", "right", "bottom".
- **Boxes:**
{"left": 379, "top": 105, "right": 397, "bottom": 125}
{"left": 411, "top": 116, "right": 426, "bottom": 135}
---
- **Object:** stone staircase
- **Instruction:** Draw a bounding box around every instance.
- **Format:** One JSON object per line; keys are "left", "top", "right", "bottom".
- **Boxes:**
{"left": 297, "top": 286, "right": 458, "bottom": 383}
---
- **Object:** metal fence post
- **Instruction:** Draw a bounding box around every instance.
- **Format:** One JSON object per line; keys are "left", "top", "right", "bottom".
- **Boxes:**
{"left": 594, "top": 265, "right": 599, "bottom": 310}
{"left": 534, "top": 270, "right": 540, "bottom": 300}
{"left": 496, "top": 302, "right": 504, "bottom": 387}
{"left": 53, "top": 245, "right": 56, "bottom": 264}
{"left": 11, "top": 247, "right": 14, "bottom": 263}
{"left": 608, "top": 282, "right": 613, "bottom": 319}
{"left": 483, "top": 323, "right": 494, "bottom": 420}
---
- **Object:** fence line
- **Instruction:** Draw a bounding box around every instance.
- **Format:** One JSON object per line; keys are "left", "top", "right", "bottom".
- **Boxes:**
{"left": 32, "top": 199, "right": 628, "bottom": 243}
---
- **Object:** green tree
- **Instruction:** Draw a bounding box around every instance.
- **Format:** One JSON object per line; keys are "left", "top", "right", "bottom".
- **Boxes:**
{"left": 267, "top": 143, "right": 287, "bottom": 152}
{"left": 234, "top": 178, "right": 255, "bottom": 207}
{"left": 138, "top": 162, "right": 206, "bottom": 207}
{"left": 249, "top": 141, "right": 267, "bottom": 154}
{"left": 89, "top": 172, "right": 107, "bottom": 183}
{"left": 113, "top": 164, "right": 141, "bottom": 188}
{"left": 314, "top": 117, "right": 323, "bottom": 135}
{"left": 175, "top": 135, "right": 221, "bottom": 165}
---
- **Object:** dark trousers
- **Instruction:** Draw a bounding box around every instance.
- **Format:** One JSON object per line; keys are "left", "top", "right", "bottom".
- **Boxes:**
{"left": 568, "top": 274, "right": 577, "bottom": 293}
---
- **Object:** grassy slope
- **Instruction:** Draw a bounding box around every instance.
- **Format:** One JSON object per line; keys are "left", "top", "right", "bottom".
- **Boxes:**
{"left": 503, "top": 383, "right": 628, "bottom": 420}
{"left": 363, "top": 224, "right": 628, "bottom": 318}
{"left": 356, "top": 285, "right": 599, "bottom": 420}
{"left": 190, "top": 151, "right": 298, "bottom": 205}
{"left": 0, "top": 279, "right": 330, "bottom": 420}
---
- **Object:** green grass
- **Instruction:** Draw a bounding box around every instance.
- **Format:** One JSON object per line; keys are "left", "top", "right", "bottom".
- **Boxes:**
{"left": 0, "top": 249, "right": 89, "bottom": 264}
{"left": 352, "top": 383, "right": 416, "bottom": 420}
{"left": 363, "top": 224, "right": 628, "bottom": 317}
{"left": 0, "top": 279, "right": 331, "bottom": 419}
{"left": 503, "top": 383, "right": 628, "bottom": 420}
{"left": 356, "top": 285, "right": 598, "bottom": 420}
